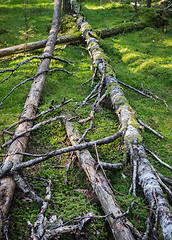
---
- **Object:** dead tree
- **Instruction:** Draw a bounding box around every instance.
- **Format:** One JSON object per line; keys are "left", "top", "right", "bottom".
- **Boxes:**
{"left": 65, "top": 120, "right": 139, "bottom": 240}
{"left": 77, "top": 15, "right": 172, "bottom": 240}
{"left": 0, "top": 22, "right": 147, "bottom": 58}
{"left": 0, "top": 0, "right": 62, "bottom": 237}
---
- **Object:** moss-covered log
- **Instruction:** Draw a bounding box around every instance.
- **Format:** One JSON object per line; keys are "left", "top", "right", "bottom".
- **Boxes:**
{"left": 65, "top": 120, "right": 137, "bottom": 240}
{"left": 96, "top": 21, "right": 146, "bottom": 38}
{"left": 78, "top": 16, "right": 172, "bottom": 240}
{"left": 0, "top": 0, "right": 62, "bottom": 237}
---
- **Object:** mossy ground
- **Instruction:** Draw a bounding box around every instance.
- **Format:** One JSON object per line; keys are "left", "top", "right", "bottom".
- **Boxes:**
{"left": 0, "top": 0, "right": 171, "bottom": 239}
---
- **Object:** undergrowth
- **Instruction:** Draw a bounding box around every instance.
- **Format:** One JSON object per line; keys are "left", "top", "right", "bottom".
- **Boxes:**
{"left": 0, "top": 0, "right": 171, "bottom": 239}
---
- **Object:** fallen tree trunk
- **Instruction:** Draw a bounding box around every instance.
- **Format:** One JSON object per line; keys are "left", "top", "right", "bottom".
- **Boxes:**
{"left": 0, "top": 33, "right": 82, "bottom": 58}
{"left": 96, "top": 21, "right": 146, "bottom": 38}
{"left": 77, "top": 16, "right": 172, "bottom": 240}
{"left": 0, "top": 21, "right": 146, "bottom": 58}
{"left": 0, "top": 0, "right": 62, "bottom": 237}
{"left": 65, "top": 120, "right": 137, "bottom": 240}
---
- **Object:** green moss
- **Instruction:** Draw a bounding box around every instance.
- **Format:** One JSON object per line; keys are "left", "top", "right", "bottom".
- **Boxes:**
{"left": 106, "top": 82, "right": 115, "bottom": 95}
{"left": 138, "top": 8, "right": 168, "bottom": 28}
{"left": 104, "top": 66, "right": 116, "bottom": 78}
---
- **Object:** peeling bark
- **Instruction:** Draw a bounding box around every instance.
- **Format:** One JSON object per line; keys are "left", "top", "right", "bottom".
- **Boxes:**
{"left": 65, "top": 120, "right": 138, "bottom": 240}
{"left": 77, "top": 16, "right": 172, "bottom": 240}
{"left": 0, "top": 0, "right": 62, "bottom": 237}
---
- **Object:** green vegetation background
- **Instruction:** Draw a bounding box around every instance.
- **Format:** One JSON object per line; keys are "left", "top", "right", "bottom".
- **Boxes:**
{"left": 0, "top": 0, "right": 171, "bottom": 239}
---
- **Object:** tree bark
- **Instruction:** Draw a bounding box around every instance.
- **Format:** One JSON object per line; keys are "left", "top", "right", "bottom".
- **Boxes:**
{"left": 65, "top": 120, "right": 137, "bottom": 240}
{"left": 77, "top": 16, "right": 172, "bottom": 240}
{"left": 0, "top": 0, "right": 62, "bottom": 237}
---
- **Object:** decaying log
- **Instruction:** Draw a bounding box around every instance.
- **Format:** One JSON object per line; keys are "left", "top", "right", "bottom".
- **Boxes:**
{"left": 96, "top": 22, "right": 146, "bottom": 38}
{"left": 0, "top": 21, "right": 147, "bottom": 58}
{"left": 65, "top": 120, "right": 139, "bottom": 240}
{"left": 77, "top": 15, "right": 172, "bottom": 240}
{"left": 0, "top": 0, "right": 62, "bottom": 237}
{"left": 0, "top": 33, "right": 82, "bottom": 58}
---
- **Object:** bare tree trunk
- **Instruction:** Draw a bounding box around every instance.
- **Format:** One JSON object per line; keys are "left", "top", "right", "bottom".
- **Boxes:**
{"left": 77, "top": 16, "right": 172, "bottom": 240}
{"left": 65, "top": 120, "right": 137, "bottom": 240}
{"left": 0, "top": 0, "right": 62, "bottom": 237}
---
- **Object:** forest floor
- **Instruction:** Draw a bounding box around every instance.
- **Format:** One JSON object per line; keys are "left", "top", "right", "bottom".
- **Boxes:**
{"left": 0, "top": 0, "right": 171, "bottom": 239}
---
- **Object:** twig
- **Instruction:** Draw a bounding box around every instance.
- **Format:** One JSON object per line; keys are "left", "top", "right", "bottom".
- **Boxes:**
{"left": 76, "top": 81, "right": 100, "bottom": 110}
{"left": 11, "top": 129, "right": 123, "bottom": 172}
{"left": 0, "top": 56, "right": 71, "bottom": 73}
{"left": 0, "top": 115, "right": 66, "bottom": 151}
{"left": 79, "top": 66, "right": 98, "bottom": 88}
{"left": 138, "top": 119, "right": 164, "bottom": 139}
{"left": 149, "top": 164, "right": 172, "bottom": 201}
{"left": 115, "top": 201, "right": 135, "bottom": 220}
{"left": 145, "top": 148, "right": 172, "bottom": 170}
{"left": 117, "top": 79, "right": 169, "bottom": 108}
{"left": 93, "top": 143, "right": 117, "bottom": 196}
{"left": 44, "top": 211, "right": 95, "bottom": 239}
{"left": 0, "top": 68, "right": 73, "bottom": 108}
{"left": 13, "top": 172, "right": 43, "bottom": 204}
{"left": 99, "top": 162, "right": 123, "bottom": 170}
{"left": 142, "top": 201, "right": 155, "bottom": 240}
{"left": 5, "top": 98, "right": 72, "bottom": 131}
{"left": 65, "top": 152, "right": 74, "bottom": 185}
{"left": 34, "top": 179, "right": 52, "bottom": 239}
{"left": 159, "top": 173, "right": 172, "bottom": 186}
{"left": 78, "top": 63, "right": 106, "bottom": 143}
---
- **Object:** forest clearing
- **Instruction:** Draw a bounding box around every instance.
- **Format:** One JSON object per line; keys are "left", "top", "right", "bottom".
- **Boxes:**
{"left": 0, "top": 0, "right": 171, "bottom": 239}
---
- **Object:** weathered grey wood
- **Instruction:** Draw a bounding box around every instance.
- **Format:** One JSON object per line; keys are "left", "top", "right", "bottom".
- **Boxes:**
{"left": 65, "top": 120, "right": 137, "bottom": 240}
{"left": 78, "top": 16, "right": 172, "bottom": 240}
{"left": 0, "top": 0, "right": 62, "bottom": 237}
